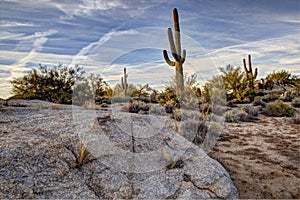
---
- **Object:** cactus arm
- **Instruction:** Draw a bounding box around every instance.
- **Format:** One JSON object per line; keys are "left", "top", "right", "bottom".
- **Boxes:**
{"left": 167, "top": 28, "right": 179, "bottom": 62}
{"left": 163, "top": 50, "right": 175, "bottom": 66}
{"left": 243, "top": 58, "right": 248, "bottom": 73}
{"left": 181, "top": 49, "right": 186, "bottom": 63}
{"left": 253, "top": 68, "right": 258, "bottom": 78}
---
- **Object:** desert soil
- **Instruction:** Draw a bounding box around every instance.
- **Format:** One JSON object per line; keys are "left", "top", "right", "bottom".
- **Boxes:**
{"left": 210, "top": 115, "right": 300, "bottom": 199}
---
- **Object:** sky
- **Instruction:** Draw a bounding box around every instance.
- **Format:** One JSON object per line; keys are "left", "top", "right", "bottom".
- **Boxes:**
{"left": 0, "top": 0, "right": 299, "bottom": 99}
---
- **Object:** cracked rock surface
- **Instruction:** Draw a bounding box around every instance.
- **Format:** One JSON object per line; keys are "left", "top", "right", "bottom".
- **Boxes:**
{"left": 0, "top": 101, "right": 238, "bottom": 199}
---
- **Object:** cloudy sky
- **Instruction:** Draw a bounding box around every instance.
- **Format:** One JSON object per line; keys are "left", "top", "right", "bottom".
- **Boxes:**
{"left": 0, "top": 0, "right": 299, "bottom": 98}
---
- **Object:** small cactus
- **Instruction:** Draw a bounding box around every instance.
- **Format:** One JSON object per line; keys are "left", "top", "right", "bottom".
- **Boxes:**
{"left": 163, "top": 8, "right": 186, "bottom": 92}
{"left": 121, "top": 67, "right": 128, "bottom": 97}
{"left": 243, "top": 54, "right": 258, "bottom": 101}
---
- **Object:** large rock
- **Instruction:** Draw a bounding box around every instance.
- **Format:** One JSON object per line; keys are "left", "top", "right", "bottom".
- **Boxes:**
{"left": 0, "top": 102, "right": 238, "bottom": 199}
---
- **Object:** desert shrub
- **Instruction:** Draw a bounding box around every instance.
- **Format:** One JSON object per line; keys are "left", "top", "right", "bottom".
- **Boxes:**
{"left": 171, "top": 108, "right": 188, "bottom": 121}
{"left": 244, "top": 106, "right": 258, "bottom": 117}
{"left": 225, "top": 110, "right": 239, "bottom": 123}
{"left": 291, "top": 97, "right": 300, "bottom": 108}
{"left": 159, "top": 74, "right": 203, "bottom": 111}
{"left": 111, "top": 96, "right": 131, "bottom": 103}
{"left": 219, "top": 65, "right": 249, "bottom": 102}
{"left": 289, "top": 114, "right": 300, "bottom": 124}
{"left": 202, "top": 76, "right": 227, "bottom": 106}
{"left": 149, "top": 104, "right": 166, "bottom": 115}
{"left": 265, "top": 70, "right": 300, "bottom": 87}
{"left": 128, "top": 101, "right": 149, "bottom": 114}
{"left": 262, "top": 90, "right": 281, "bottom": 102}
{"left": 212, "top": 105, "right": 230, "bottom": 116}
{"left": 265, "top": 100, "right": 295, "bottom": 117}
{"left": 179, "top": 120, "right": 208, "bottom": 144}
{"left": 253, "top": 96, "right": 267, "bottom": 107}
{"left": 11, "top": 64, "right": 84, "bottom": 104}
{"left": 237, "top": 110, "right": 253, "bottom": 122}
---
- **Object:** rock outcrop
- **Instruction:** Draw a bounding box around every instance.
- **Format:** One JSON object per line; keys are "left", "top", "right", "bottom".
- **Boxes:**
{"left": 0, "top": 101, "right": 238, "bottom": 199}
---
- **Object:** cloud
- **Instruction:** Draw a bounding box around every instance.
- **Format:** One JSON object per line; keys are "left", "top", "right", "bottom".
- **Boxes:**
{"left": 0, "top": 21, "right": 35, "bottom": 27}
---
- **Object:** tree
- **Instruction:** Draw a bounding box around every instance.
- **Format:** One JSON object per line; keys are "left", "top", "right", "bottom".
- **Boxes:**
{"left": 10, "top": 64, "right": 84, "bottom": 104}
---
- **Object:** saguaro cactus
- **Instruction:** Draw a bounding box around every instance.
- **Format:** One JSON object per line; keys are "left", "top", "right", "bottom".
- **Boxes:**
{"left": 163, "top": 8, "right": 186, "bottom": 92}
{"left": 121, "top": 67, "right": 128, "bottom": 96}
{"left": 243, "top": 54, "right": 258, "bottom": 101}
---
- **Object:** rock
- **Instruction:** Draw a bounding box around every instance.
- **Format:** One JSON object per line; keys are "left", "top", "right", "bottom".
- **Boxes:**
{"left": 0, "top": 100, "right": 238, "bottom": 199}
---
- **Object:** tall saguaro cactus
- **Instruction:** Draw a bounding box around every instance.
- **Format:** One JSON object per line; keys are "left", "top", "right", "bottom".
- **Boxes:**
{"left": 163, "top": 8, "right": 186, "bottom": 92}
{"left": 121, "top": 67, "right": 128, "bottom": 97}
{"left": 243, "top": 54, "right": 258, "bottom": 101}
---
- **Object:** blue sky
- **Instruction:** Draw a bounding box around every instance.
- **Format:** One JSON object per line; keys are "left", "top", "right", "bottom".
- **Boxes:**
{"left": 0, "top": 0, "right": 299, "bottom": 98}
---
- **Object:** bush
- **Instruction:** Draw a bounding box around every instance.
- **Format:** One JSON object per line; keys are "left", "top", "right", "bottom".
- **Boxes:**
{"left": 171, "top": 109, "right": 188, "bottom": 121}
{"left": 265, "top": 100, "right": 295, "bottom": 117}
{"left": 11, "top": 64, "right": 84, "bottom": 104}
{"left": 225, "top": 110, "right": 239, "bottom": 123}
{"left": 149, "top": 104, "right": 166, "bottom": 115}
{"left": 128, "top": 101, "right": 150, "bottom": 114}
{"left": 262, "top": 90, "right": 281, "bottom": 102}
{"left": 253, "top": 97, "right": 267, "bottom": 107}
{"left": 244, "top": 106, "right": 258, "bottom": 117}
{"left": 179, "top": 120, "right": 208, "bottom": 144}
{"left": 111, "top": 96, "right": 131, "bottom": 103}
{"left": 291, "top": 97, "right": 300, "bottom": 108}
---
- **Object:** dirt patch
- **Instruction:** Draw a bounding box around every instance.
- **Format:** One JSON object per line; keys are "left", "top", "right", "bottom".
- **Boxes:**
{"left": 210, "top": 115, "right": 300, "bottom": 199}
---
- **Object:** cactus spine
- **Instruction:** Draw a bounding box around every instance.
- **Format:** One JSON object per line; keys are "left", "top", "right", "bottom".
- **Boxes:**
{"left": 121, "top": 67, "right": 128, "bottom": 97}
{"left": 163, "top": 8, "right": 186, "bottom": 92}
{"left": 243, "top": 54, "right": 258, "bottom": 101}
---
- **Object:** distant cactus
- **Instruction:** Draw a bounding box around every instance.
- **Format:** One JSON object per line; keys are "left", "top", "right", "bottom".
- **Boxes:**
{"left": 163, "top": 8, "right": 186, "bottom": 92}
{"left": 121, "top": 67, "right": 128, "bottom": 96}
{"left": 243, "top": 54, "right": 258, "bottom": 101}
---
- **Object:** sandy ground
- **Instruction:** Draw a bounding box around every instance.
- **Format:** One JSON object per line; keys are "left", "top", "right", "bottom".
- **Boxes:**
{"left": 210, "top": 115, "right": 300, "bottom": 199}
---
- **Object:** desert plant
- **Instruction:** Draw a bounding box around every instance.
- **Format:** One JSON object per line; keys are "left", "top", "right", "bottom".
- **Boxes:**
{"left": 265, "top": 100, "right": 295, "bottom": 117}
{"left": 121, "top": 67, "right": 128, "bottom": 96}
{"left": 76, "top": 143, "right": 88, "bottom": 168}
{"left": 131, "top": 84, "right": 153, "bottom": 98}
{"left": 163, "top": 8, "right": 186, "bottom": 92}
{"left": 202, "top": 76, "right": 227, "bottom": 106}
{"left": 149, "top": 104, "right": 166, "bottom": 115}
{"left": 225, "top": 110, "right": 239, "bottom": 123}
{"left": 291, "top": 97, "right": 300, "bottom": 108}
{"left": 11, "top": 64, "right": 84, "bottom": 104}
{"left": 128, "top": 101, "right": 150, "bottom": 114}
{"left": 289, "top": 114, "right": 300, "bottom": 124}
{"left": 244, "top": 105, "right": 259, "bottom": 117}
{"left": 253, "top": 96, "right": 267, "bottom": 107}
{"left": 219, "top": 65, "right": 249, "bottom": 102}
{"left": 179, "top": 120, "right": 208, "bottom": 143}
{"left": 243, "top": 54, "right": 258, "bottom": 101}
{"left": 262, "top": 90, "right": 281, "bottom": 102}
{"left": 265, "top": 70, "right": 300, "bottom": 87}
{"left": 171, "top": 108, "right": 188, "bottom": 121}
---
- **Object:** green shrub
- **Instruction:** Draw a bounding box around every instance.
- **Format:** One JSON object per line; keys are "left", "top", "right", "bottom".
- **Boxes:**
{"left": 265, "top": 100, "right": 295, "bottom": 117}
{"left": 11, "top": 64, "right": 85, "bottom": 104}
